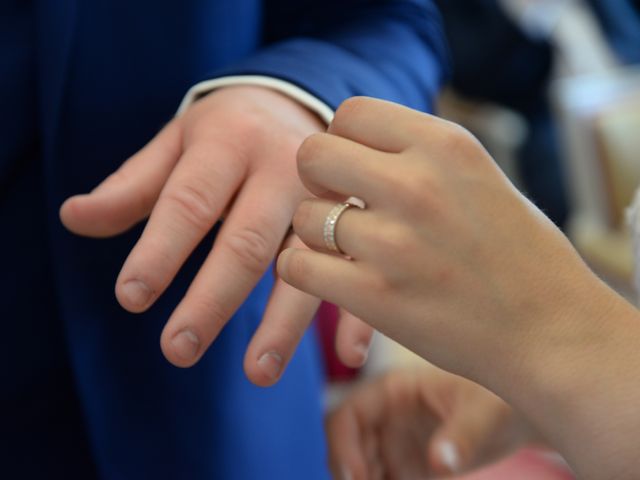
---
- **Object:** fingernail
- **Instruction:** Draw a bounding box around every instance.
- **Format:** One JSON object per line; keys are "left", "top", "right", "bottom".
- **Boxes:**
{"left": 341, "top": 465, "right": 353, "bottom": 480}
{"left": 258, "top": 351, "right": 283, "bottom": 381}
{"left": 120, "top": 279, "right": 153, "bottom": 309}
{"left": 171, "top": 329, "right": 200, "bottom": 363}
{"left": 438, "top": 441, "right": 461, "bottom": 473}
{"left": 354, "top": 341, "right": 370, "bottom": 365}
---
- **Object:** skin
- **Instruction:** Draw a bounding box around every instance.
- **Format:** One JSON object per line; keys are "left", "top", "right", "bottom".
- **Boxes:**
{"left": 326, "top": 367, "right": 537, "bottom": 480}
{"left": 59, "top": 85, "right": 373, "bottom": 386}
{"left": 278, "top": 97, "right": 640, "bottom": 479}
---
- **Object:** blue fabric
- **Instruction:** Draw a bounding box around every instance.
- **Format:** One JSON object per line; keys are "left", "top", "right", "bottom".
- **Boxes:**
{"left": 434, "top": 0, "right": 553, "bottom": 113}
{"left": 587, "top": 0, "right": 640, "bottom": 64}
{"left": 1, "top": 1, "right": 447, "bottom": 478}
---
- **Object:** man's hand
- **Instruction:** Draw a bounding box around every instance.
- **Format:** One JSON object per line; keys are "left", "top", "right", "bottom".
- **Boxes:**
{"left": 326, "top": 367, "right": 535, "bottom": 480}
{"left": 60, "top": 86, "right": 372, "bottom": 385}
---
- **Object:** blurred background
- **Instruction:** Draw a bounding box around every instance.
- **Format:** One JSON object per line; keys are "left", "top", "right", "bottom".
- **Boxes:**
{"left": 435, "top": 0, "right": 640, "bottom": 301}
{"left": 323, "top": 1, "right": 640, "bottom": 476}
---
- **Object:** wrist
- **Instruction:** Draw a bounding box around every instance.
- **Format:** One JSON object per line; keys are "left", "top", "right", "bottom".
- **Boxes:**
{"left": 499, "top": 277, "right": 640, "bottom": 478}
{"left": 197, "top": 84, "right": 327, "bottom": 136}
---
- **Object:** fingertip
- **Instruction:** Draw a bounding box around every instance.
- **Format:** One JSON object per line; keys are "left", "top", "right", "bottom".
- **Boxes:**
{"left": 243, "top": 329, "right": 289, "bottom": 387}
{"left": 160, "top": 327, "right": 203, "bottom": 368}
{"left": 244, "top": 349, "right": 284, "bottom": 388}
{"left": 243, "top": 274, "right": 321, "bottom": 388}
{"left": 60, "top": 193, "right": 129, "bottom": 238}
{"left": 275, "top": 248, "right": 294, "bottom": 281}
{"left": 335, "top": 314, "right": 374, "bottom": 368}
{"left": 59, "top": 195, "right": 88, "bottom": 234}
{"left": 243, "top": 359, "right": 274, "bottom": 388}
{"left": 276, "top": 247, "right": 314, "bottom": 291}
{"left": 337, "top": 340, "right": 370, "bottom": 368}
{"left": 59, "top": 197, "right": 72, "bottom": 225}
{"left": 115, "top": 278, "right": 155, "bottom": 313}
{"left": 438, "top": 440, "right": 462, "bottom": 474}
{"left": 428, "top": 438, "right": 463, "bottom": 476}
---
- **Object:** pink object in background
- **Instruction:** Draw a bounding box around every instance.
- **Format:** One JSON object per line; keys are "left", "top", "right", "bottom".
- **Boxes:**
{"left": 316, "top": 302, "right": 360, "bottom": 381}
{"left": 454, "top": 449, "right": 574, "bottom": 480}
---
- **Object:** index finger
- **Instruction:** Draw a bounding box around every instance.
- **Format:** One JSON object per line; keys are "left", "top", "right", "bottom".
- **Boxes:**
{"left": 297, "top": 132, "right": 395, "bottom": 205}
{"left": 329, "top": 97, "right": 437, "bottom": 152}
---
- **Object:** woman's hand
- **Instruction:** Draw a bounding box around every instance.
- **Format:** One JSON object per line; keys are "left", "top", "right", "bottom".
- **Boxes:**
{"left": 277, "top": 96, "right": 609, "bottom": 387}
{"left": 279, "top": 97, "right": 640, "bottom": 479}
{"left": 327, "top": 367, "right": 536, "bottom": 480}
{"left": 278, "top": 94, "right": 632, "bottom": 391}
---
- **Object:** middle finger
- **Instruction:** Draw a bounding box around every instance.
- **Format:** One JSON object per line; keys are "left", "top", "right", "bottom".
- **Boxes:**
{"left": 160, "top": 173, "right": 295, "bottom": 367}
{"left": 292, "top": 198, "right": 382, "bottom": 260}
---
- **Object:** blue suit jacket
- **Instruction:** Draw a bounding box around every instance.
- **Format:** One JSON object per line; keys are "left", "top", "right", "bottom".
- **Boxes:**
{"left": 0, "top": 1, "right": 447, "bottom": 478}
{"left": 587, "top": 0, "right": 640, "bottom": 64}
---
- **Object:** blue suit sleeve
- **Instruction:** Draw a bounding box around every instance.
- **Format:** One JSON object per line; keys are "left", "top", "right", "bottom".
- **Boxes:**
{"left": 211, "top": 0, "right": 450, "bottom": 112}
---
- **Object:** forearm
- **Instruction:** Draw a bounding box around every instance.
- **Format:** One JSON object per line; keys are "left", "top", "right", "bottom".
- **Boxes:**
{"left": 493, "top": 277, "right": 640, "bottom": 479}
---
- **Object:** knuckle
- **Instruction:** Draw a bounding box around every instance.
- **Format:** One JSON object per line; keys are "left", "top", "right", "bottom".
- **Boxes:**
{"left": 164, "top": 180, "right": 215, "bottom": 230}
{"left": 367, "top": 270, "right": 399, "bottom": 303}
{"left": 441, "top": 122, "right": 482, "bottom": 156}
{"left": 224, "top": 226, "right": 273, "bottom": 275}
{"left": 399, "top": 170, "right": 446, "bottom": 220}
{"left": 379, "top": 168, "right": 415, "bottom": 196}
{"left": 272, "top": 320, "right": 305, "bottom": 351}
{"left": 190, "top": 295, "right": 231, "bottom": 332}
{"left": 366, "top": 164, "right": 421, "bottom": 207}
{"left": 375, "top": 224, "right": 411, "bottom": 254}
{"left": 230, "top": 109, "right": 265, "bottom": 140}
{"left": 108, "top": 167, "right": 156, "bottom": 214}
{"left": 183, "top": 142, "right": 242, "bottom": 178}
{"left": 182, "top": 142, "right": 213, "bottom": 164}
{"left": 412, "top": 175, "right": 440, "bottom": 205}
{"left": 369, "top": 229, "right": 420, "bottom": 289}
{"left": 418, "top": 186, "right": 448, "bottom": 221}
{"left": 203, "top": 103, "right": 270, "bottom": 148}
{"left": 404, "top": 120, "right": 435, "bottom": 146}
{"left": 187, "top": 123, "right": 253, "bottom": 166}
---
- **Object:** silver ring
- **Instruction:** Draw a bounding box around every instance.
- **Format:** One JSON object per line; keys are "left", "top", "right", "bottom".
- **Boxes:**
{"left": 324, "top": 202, "right": 356, "bottom": 254}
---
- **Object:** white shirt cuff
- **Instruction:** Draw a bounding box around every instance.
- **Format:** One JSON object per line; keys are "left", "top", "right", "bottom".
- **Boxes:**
{"left": 177, "top": 75, "right": 335, "bottom": 124}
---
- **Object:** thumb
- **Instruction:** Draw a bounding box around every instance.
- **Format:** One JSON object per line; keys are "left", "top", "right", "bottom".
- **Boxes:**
{"left": 427, "top": 403, "right": 506, "bottom": 476}
{"left": 60, "top": 121, "right": 181, "bottom": 238}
